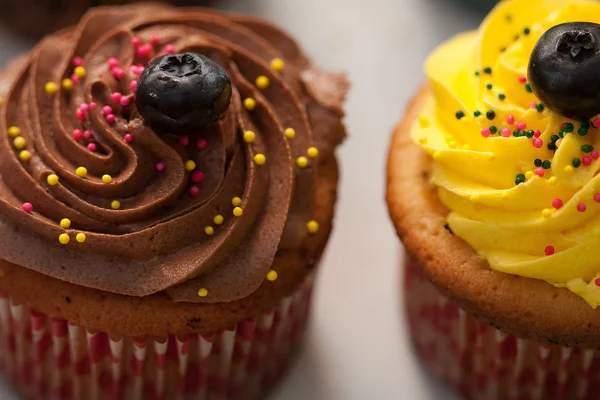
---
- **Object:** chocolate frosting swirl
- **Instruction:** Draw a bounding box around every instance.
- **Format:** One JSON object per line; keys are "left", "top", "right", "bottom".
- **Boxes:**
{"left": 0, "top": 4, "right": 348, "bottom": 303}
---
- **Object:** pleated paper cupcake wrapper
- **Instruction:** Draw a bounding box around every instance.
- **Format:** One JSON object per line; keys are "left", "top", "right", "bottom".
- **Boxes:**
{"left": 0, "top": 271, "right": 315, "bottom": 400}
{"left": 404, "top": 257, "right": 600, "bottom": 400}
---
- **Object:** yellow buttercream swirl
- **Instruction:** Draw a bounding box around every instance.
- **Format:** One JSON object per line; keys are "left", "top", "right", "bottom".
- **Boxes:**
{"left": 412, "top": 0, "right": 600, "bottom": 308}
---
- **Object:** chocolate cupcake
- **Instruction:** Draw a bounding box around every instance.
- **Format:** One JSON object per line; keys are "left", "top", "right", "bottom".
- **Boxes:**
{"left": 0, "top": 0, "right": 211, "bottom": 38}
{"left": 0, "top": 3, "right": 348, "bottom": 399}
{"left": 387, "top": 0, "right": 600, "bottom": 399}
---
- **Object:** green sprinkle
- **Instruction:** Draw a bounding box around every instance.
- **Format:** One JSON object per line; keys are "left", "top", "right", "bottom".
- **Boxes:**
{"left": 513, "top": 130, "right": 522, "bottom": 137}
{"left": 524, "top": 27, "right": 531, "bottom": 35}
{"left": 490, "top": 126, "right": 498, "bottom": 134}
{"left": 534, "top": 159, "right": 542, "bottom": 167}
{"left": 526, "top": 130, "right": 535, "bottom": 138}
{"left": 486, "top": 83, "right": 493, "bottom": 90}
{"left": 548, "top": 142, "right": 557, "bottom": 151}
{"left": 563, "top": 123, "right": 574, "bottom": 133}
{"left": 578, "top": 127, "right": 589, "bottom": 136}
{"left": 573, "top": 158, "right": 582, "bottom": 168}
{"left": 582, "top": 121, "right": 591, "bottom": 129}
{"left": 582, "top": 144, "right": 594, "bottom": 153}
{"left": 474, "top": 110, "right": 482, "bottom": 117}
{"left": 551, "top": 135, "right": 559, "bottom": 142}
{"left": 475, "top": 71, "right": 481, "bottom": 77}
{"left": 500, "top": 47, "right": 507, "bottom": 53}
{"left": 558, "top": 130, "right": 564, "bottom": 138}
{"left": 515, "top": 174, "right": 526, "bottom": 185}
{"left": 536, "top": 104, "right": 544, "bottom": 112}
{"left": 486, "top": 110, "right": 496, "bottom": 120}
{"left": 514, "top": 34, "right": 521, "bottom": 41}
{"left": 455, "top": 111, "right": 465, "bottom": 120}
{"left": 483, "top": 67, "right": 492, "bottom": 74}
{"left": 525, "top": 83, "right": 533, "bottom": 93}
{"left": 498, "top": 93, "right": 506, "bottom": 100}
{"left": 542, "top": 160, "right": 551, "bottom": 169}
{"left": 505, "top": 14, "right": 513, "bottom": 22}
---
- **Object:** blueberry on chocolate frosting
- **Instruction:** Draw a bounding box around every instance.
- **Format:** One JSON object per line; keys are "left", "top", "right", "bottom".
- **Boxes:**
{"left": 528, "top": 23, "right": 600, "bottom": 120}
{"left": 135, "top": 53, "right": 232, "bottom": 135}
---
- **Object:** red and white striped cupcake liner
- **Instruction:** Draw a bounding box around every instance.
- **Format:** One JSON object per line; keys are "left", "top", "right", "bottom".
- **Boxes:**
{"left": 0, "top": 271, "right": 315, "bottom": 400}
{"left": 404, "top": 257, "right": 600, "bottom": 400}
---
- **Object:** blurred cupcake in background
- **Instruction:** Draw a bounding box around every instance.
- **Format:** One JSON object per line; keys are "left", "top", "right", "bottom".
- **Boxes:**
{"left": 0, "top": 0, "right": 211, "bottom": 38}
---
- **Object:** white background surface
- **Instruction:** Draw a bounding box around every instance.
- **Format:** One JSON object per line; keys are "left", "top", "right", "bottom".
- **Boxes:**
{"left": 0, "top": 0, "right": 492, "bottom": 398}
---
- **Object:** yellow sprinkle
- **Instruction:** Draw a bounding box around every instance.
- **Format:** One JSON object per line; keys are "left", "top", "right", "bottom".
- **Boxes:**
{"left": 307, "top": 147, "right": 319, "bottom": 158}
{"left": 489, "top": 153, "right": 496, "bottom": 161}
{"left": 44, "top": 82, "right": 57, "bottom": 95}
{"left": 548, "top": 176, "right": 557, "bottom": 185}
{"left": 271, "top": 58, "right": 285, "bottom": 72}
{"left": 564, "top": 165, "right": 573, "bottom": 173}
{"left": 19, "top": 150, "right": 31, "bottom": 162}
{"left": 542, "top": 208, "right": 552, "bottom": 218}
{"left": 469, "top": 194, "right": 478, "bottom": 203}
{"left": 197, "top": 288, "right": 208, "bottom": 297}
{"left": 254, "top": 153, "right": 266, "bottom": 165}
{"left": 419, "top": 116, "right": 430, "bottom": 128}
{"left": 47, "top": 174, "right": 59, "bottom": 186}
{"left": 284, "top": 128, "right": 296, "bottom": 138}
{"left": 13, "top": 136, "right": 26, "bottom": 150}
{"left": 61, "top": 78, "right": 73, "bottom": 90}
{"left": 58, "top": 233, "right": 70, "bottom": 245}
{"left": 297, "top": 156, "right": 309, "bottom": 168}
{"left": 462, "top": 144, "right": 471, "bottom": 150}
{"left": 233, "top": 207, "right": 243, "bottom": 217}
{"left": 205, "top": 226, "right": 214, "bottom": 236}
{"left": 448, "top": 141, "right": 457, "bottom": 149}
{"left": 418, "top": 137, "right": 428, "bottom": 145}
{"left": 213, "top": 215, "right": 224, "bottom": 225}
{"left": 525, "top": 171, "right": 534, "bottom": 180}
{"left": 185, "top": 160, "right": 196, "bottom": 171}
{"left": 7, "top": 126, "right": 20, "bottom": 137}
{"left": 255, "top": 75, "right": 270, "bottom": 90}
{"left": 243, "top": 98, "right": 256, "bottom": 110}
{"left": 111, "top": 200, "right": 121, "bottom": 210}
{"left": 501, "top": 192, "right": 509, "bottom": 199}
{"left": 307, "top": 220, "right": 319, "bottom": 234}
{"left": 75, "top": 166, "right": 87, "bottom": 178}
{"left": 432, "top": 151, "right": 441, "bottom": 160}
{"left": 266, "top": 270, "right": 278, "bottom": 281}
{"left": 101, "top": 174, "right": 112, "bottom": 184}
{"left": 60, "top": 218, "right": 71, "bottom": 229}
{"left": 243, "top": 131, "right": 256, "bottom": 143}
{"left": 74, "top": 66, "right": 86, "bottom": 78}
{"left": 232, "top": 197, "right": 242, "bottom": 207}
{"left": 75, "top": 233, "right": 86, "bottom": 243}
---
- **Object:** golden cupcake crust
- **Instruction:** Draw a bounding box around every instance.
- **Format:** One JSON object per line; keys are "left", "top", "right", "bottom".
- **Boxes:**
{"left": 387, "top": 85, "right": 600, "bottom": 349}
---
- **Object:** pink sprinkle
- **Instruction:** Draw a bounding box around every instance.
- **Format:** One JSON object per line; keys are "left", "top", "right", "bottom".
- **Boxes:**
{"left": 583, "top": 156, "right": 592, "bottom": 166}
{"left": 72, "top": 56, "right": 83, "bottom": 67}
{"left": 593, "top": 119, "right": 600, "bottom": 128}
{"left": 592, "top": 150, "right": 599, "bottom": 160}
{"left": 165, "top": 44, "right": 175, "bottom": 54}
{"left": 533, "top": 130, "right": 541, "bottom": 138}
{"left": 532, "top": 138, "right": 543, "bottom": 148}
{"left": 136, "top": 44, "right": 153, "bottom": 57}
{"left": 535, "top": 167, "right": 544, "bottom": 177}
{"left": 120, "top": 97, "right": 131, "bottom": 106}
{"left": 516, "top": 122, "right": 527, "bottom": 130}
{"left": 155, "top": 162, "right": 165, "bottom": 172}
{"left": 83, "top": 130, "right": 92, "bottom": 139}
{"left": 106, "top": 114, "right": 116, "bottom": 124}
{"left": 75, "top": 110, "right": 86, "bottom": 121}
{"left": 595, "top": 278, "right": 600, "bottom": 286}
{"left": 501, "top": 128, "right": 511, "bottom": 137}
{"left": 578, "top": 203, "right": 587, "bottom": 212}
{"left": 107, "top": 57, "right": 119, "bottom": 68}
{"left": 594, "top": 193, "right": 600, "bottom": 203}
{"left": 129, "top": 81, "right": 137, "bottom": 92}
{"left": 518, "top": 76, "right": 527, "bottom": 84}
{"left": 151, "top": 35, "right": 160, "bottom": 45}
{"left": 179, "top": 137, "right": 189, "bottom": 146}
{"left": 507, "top": 115, "right": 515, "bottom": 125}
{"left": 72, "top": 129, "right": 83, "bottom": 141}
{"left": 560, "top": 123, "right": 566, "bottom": 129}
{"left": 111, "top": 67, "right": 125, "bottom": 80}
{"left": 124, "top": 134, "right": 133, "bottom": 143}
{"left": 545, "top": 246, "right": 555, "bottom": 256}
{"left": 481, "top": 128, "right": 491, "bottom": 138}
{"left": 196, "top": 139, "right": 207, "bottom": 149}
{"left": 87, "top": 143, "right": 97, "bottom": 152}
{"left": 103, "top": 105, "right": 113, "bottom": 116}
{"left": 111, "top": 92, "right": 122, "bottom": 103}
{"left": 131, "top": 37, "right": 141, "bottom": 47}
{"left": 530, "top": 102, "right": 537, "bottom": 109}
{"left": 552, "top": 198, "right": 563, "bottom": 209}
{"left": 191, "top": 171, "right": 205, "bottom": 183}
{"left": 189, "top": 186, "right": 200, "bottom": 197}
{"left": 71, "top": 74, "right": 79, "bottom": 84}
{"left": 22, "top": 202, "right": 33, "bottom": 213}
{"left": 79, "top": 103, "right": 89, "bottom": 113}
{"left": 89, "top": 102, "right": 97, "bottom": 110}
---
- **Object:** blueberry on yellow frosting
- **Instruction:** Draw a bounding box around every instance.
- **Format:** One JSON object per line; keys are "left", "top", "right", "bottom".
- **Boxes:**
{"left": 135, "top": 52, "right": 232, "bottom": 135}
{"left": 529, "top": 22, "right": 600, "bottom": 119}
